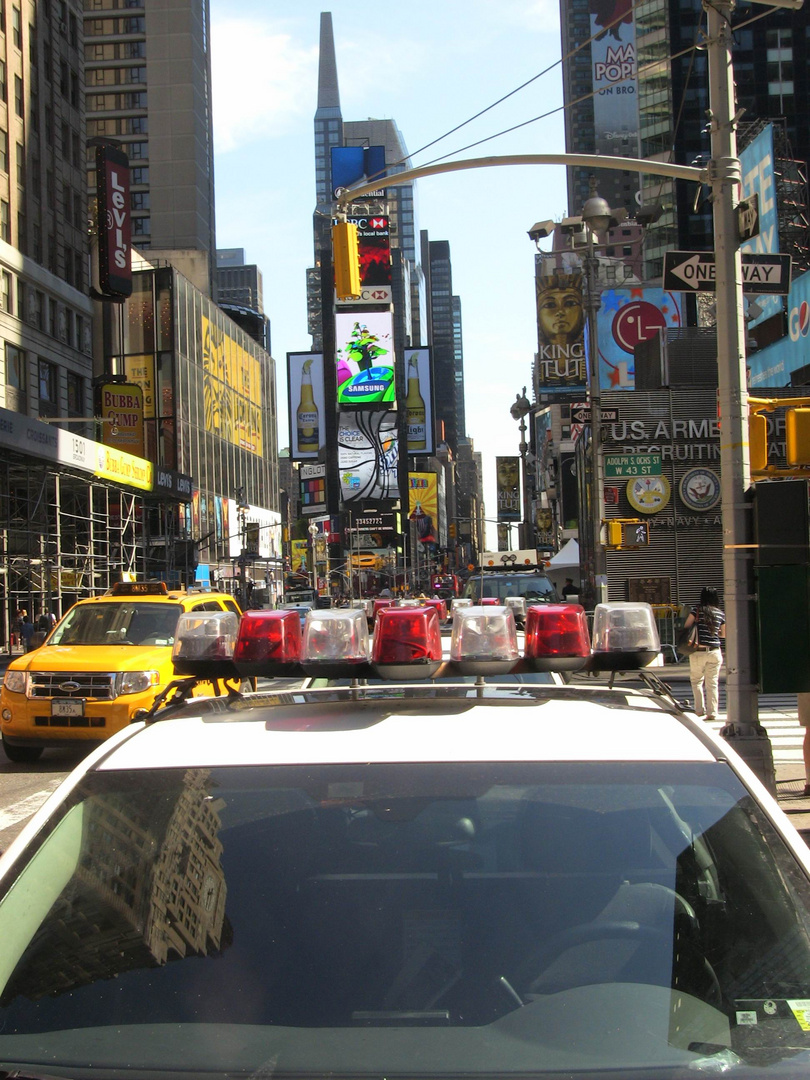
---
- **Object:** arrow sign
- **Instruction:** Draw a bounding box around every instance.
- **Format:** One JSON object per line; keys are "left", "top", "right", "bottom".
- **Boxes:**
{"left": 571, "top": 405, "right": 620, "bottom": 424}
{"left": 663, "top": 251, "right": 792, "bottom": 295}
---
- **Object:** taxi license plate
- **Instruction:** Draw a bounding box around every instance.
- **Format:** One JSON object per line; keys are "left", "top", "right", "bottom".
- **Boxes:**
{"left": 51, "top": 698, "right": 85, "bottom": 717}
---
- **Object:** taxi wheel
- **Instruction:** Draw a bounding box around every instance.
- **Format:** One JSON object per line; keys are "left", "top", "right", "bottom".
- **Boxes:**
{"left": 2, "top": 736, "right": 44, "bottom": 763}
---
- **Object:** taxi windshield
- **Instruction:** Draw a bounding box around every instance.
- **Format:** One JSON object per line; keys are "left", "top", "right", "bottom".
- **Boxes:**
{"left": 2, "top": 762, "right": 810, "bottom": 1077}
{"left": 49, "top": 602, "right": 183, "bottom": 647}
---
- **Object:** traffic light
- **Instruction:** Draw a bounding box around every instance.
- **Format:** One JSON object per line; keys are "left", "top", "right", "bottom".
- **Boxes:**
{"left": 332, "top": 221, "right": 361, "bottom": 299}
{"left": 786, "top": 407, "right": 810, "bottom": 467}
{"left": 749, "top": 411, "right": 769, "bottom": 473}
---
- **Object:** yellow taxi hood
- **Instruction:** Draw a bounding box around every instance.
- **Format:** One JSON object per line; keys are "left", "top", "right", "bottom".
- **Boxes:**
{"left": 9, "top": 644, "right": 169, "bottom": 672}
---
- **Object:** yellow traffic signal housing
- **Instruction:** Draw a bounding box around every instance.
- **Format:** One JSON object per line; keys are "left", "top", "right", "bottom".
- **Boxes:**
{"left": 607, "top": 521, "right": 623, "bottom": 547}
{"left": 332, "top": 221, "right": 361, "bottom": 300}
{"left": 749, "top": 411, "right": 769, "bottom": 473}
{"left": 786, "top": 407, "right": 810, "bottom": 467}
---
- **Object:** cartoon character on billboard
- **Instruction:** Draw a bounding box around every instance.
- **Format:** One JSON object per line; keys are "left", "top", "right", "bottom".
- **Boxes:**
{"left": 337, "top": 321, "right": 395, "bottom": 405}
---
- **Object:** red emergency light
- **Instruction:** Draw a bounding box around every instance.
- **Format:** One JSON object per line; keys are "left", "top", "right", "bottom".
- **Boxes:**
{"left": 524, "top": 604, "right": 591, "bottom": 671}
{"left": 233, "top": 610, "right": 302, "bottom": 676}
{"left": 372, "top": 605, "right": 442, "bottom": 680}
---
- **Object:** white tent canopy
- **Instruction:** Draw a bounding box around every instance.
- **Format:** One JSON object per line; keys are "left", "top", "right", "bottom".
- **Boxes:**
{"left": 547, "top": 538, "right": 580, "bottom": 568}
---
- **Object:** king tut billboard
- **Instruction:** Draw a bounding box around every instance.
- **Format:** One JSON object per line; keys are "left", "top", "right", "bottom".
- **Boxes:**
{"left": 535, "top": 259, "right": 586, "bottom": 399}
{"left": 201, "top": 315, "right": 263, "bottom": 455}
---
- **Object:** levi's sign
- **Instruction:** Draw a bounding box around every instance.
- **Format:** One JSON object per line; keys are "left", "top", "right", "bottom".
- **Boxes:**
{"left": 663, "top": 251, "right": 791, "bottom": 295}
{"left": 94, "top": 142, "right": 132, "bottom": 299}
{"left": 604, "top": 453, "right": 662, "bottom": 477}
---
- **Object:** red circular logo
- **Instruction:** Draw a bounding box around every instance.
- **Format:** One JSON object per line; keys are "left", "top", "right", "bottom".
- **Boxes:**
{"left": 612, "top": 301, "right": 668, "bottom": 354}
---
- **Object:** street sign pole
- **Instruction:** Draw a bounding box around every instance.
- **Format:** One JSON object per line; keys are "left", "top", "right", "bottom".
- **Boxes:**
{"left": 707, "top": 0, "right": 774, "bottom": 787}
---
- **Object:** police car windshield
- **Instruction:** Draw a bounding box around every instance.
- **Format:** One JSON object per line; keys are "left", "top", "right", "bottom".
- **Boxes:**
{"left": 2, "top": 761, "right": 810, "bottom": 1076}
{"left": 464, "top": 574, "right": 556, "bottom": 602}
{"left": 49, "top": 602, "right": 182, "bottom": 646}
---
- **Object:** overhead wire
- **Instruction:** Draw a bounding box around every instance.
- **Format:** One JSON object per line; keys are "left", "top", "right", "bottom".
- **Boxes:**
{"left": 383, "top": 1, "right": 785, "bottom": 177}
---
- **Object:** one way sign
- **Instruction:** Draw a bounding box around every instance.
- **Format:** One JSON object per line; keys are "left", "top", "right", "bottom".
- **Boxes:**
{"left": 663, "top": 251, "right": 792, "bottom": 295}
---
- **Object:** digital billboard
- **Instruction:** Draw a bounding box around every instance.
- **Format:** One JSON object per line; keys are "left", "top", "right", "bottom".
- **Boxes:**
{"left": 740, "top": 125, "right": 782, "bottom": 329}
{"left": 335, "top": 311, "right": 395, "bottom": 406}
{"left": 287, "top": 352, "right": 325, "bottom": 460}
{"left": 409, "top": 472, "right": 438, "bottom": 544}
{"left": 496, "top": 457, "right": 521, "bottom": 522}
{"left": 331, "top": 145, "right": 387, "bottom": 200}
{"left": 590, "top": 0, "right": 639, "bottom": 165}
{"left": 404, "top": 347, "right": 434, "bottom": 455}
{"left": 596, "top": 287, "right": 683, "bottom": 390}
{"left": 338, "top": 410, "right": 398, "bottom": 502}
{"left": 535, "top": 259, "right": 587, "bottom": 399}
{"left": 338, "top": 216, "right": 392, "bottom": 305}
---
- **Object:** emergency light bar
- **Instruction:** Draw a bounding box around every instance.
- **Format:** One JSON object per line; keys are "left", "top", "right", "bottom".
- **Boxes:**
{"left": 171, "top": 602, "right": 662, "bottom": 684}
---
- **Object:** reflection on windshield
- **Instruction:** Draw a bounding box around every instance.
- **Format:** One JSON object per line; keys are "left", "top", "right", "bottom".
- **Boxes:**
{"left": 3, "top": 763, "right": 810, "bottom": 1075}
{"left": 50, "top": 602, "right": 182, "bottom": 646}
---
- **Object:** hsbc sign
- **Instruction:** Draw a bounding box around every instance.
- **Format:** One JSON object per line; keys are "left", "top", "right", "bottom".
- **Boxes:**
{"left": 336, "top": 216, "right": 392, "bottom": 307}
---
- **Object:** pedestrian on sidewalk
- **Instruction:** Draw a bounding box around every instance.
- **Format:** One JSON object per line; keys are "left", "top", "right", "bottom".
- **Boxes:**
{"left": 682, "top": 587, "right": 725, "bottom": 721}
{"left": 798, "top": 694, "right": 810, "bottom": 797}
{"left": 19, "top": 614, "right": 35, "bottom": 652}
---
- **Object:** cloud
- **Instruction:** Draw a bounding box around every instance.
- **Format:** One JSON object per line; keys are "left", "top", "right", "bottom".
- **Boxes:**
{"left": 211, "top": 17, "right": 317, "bottom": 153}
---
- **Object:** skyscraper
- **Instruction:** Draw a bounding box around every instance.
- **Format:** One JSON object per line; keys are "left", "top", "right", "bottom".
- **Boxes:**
{"left": 83, "top": 0, "right": 217, "bottom": 289}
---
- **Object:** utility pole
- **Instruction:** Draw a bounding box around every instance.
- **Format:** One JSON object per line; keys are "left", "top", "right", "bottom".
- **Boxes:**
{"left": 705, "top": 0, "right": 775, "bottom": 787}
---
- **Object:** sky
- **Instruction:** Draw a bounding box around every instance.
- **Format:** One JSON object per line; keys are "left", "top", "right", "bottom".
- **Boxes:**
{"left": 209, "top": 0, "right": 570, "bottom": 542}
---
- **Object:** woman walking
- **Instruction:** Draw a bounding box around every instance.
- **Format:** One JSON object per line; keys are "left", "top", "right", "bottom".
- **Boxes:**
{"left": 682, "top": 587, "right": 726, "bottom": 721}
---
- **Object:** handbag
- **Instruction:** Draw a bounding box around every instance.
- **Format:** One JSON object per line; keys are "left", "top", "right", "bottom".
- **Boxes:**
{"left": 676, "top": 609, "right": 701, "bottom": 656}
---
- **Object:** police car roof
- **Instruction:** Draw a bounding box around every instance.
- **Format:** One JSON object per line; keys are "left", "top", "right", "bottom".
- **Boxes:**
{"left": 96, "top": 685, "right": 719, "bottom": 772}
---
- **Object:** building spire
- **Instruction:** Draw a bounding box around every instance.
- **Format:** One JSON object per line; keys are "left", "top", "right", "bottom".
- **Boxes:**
{"left": 316, "top": 12, "right": 341, "bottom": 115}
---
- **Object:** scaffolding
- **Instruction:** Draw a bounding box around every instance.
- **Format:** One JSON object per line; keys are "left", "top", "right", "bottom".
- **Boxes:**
{"left": 0, "top": 455, "right": 144, "bottom": 651}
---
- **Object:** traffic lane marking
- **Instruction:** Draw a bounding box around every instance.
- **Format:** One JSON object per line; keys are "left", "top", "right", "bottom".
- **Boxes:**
{"left": 0, "top": 777, "right": 63, "bottom": 831}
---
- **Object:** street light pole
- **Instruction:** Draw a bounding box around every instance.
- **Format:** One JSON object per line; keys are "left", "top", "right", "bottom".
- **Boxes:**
{"left": 582, "top": 185, "right": 612, "bottom": 606}
{"left": 510, "top": 388, "right": 532, "bottom": 549}
{"left": 706, "top": 0, "right": 764, "bottom": 748}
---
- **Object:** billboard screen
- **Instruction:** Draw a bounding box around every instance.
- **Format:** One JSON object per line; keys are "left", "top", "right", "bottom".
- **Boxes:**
{"left": 596, "top": 287, "right": 683, "bottom": 390}
{"left": 535, "top": 260, "right": 587, "bottom": 399}
{"left": 740, "top": 124, "right": 782, "bottom": 328}
{"left": 496, "top": 456, "right": 521, "bottom": 522}
{"left": 335, "top": 311, "right": 395, "bottom": 406}
{"left": 201, "top": 315, "right": 263, "bottom": 455}
{"left": 331, "top": 145, "right": 387, "bottom": 200}
{"left": 590, "top": 0, "right": 639, "bottom": 163}
{"left": 337, "top": 409, "right": 399, "bottom": 502}
{"left": 409, "top": 472, "right": 438, "bottom": 544}
{"left": 287, "top": 352, "right": 325, "bottom": 460}
{"left": 337, "top": 216, "right": 392, "bottom": 305}
{"left": 98, "top": 382, "right": 144, "bottom": 458}
{"left": 404, "top": 347, "right": 435, "bottom": 455}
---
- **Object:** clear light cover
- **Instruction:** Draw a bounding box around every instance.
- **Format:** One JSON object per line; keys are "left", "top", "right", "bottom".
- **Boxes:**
{"left": 3, "top": 669, "right": 27, "bottom": 694}
{"left": 302, "top": 608, "right": 371, "bottom": 675}
{"left": 590, "top": 601, "right": 661, "bottom": 668}
{"left": 234, "top": 610, "right": 302, "bottom": 675}
{"left": 172, "top": 611, "right": 240, "bottom": 677}
{"left": 524, "top": 604, "right": 591, "bottom": 671}
{"left": 504, "top": 596, "right": 526, "bottom": 622}
{"left": 117, "top": 670, "right": 160, "bottom": 695}
{"left": 450, "top": 597, "right": 472, "bottom": 613}
{"left": 372, "top": 606, "right": 443, "bottom": 679}
{"left": 449, "top": 606, "right": 520, "bottom": 675}
{"left": 173, "top": 611, "right": 239, "bottom": 662}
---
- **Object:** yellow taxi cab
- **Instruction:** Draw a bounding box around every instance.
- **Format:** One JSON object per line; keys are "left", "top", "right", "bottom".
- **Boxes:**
{"left": 0, "top": 581, "right": 243, "bottom": 762}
